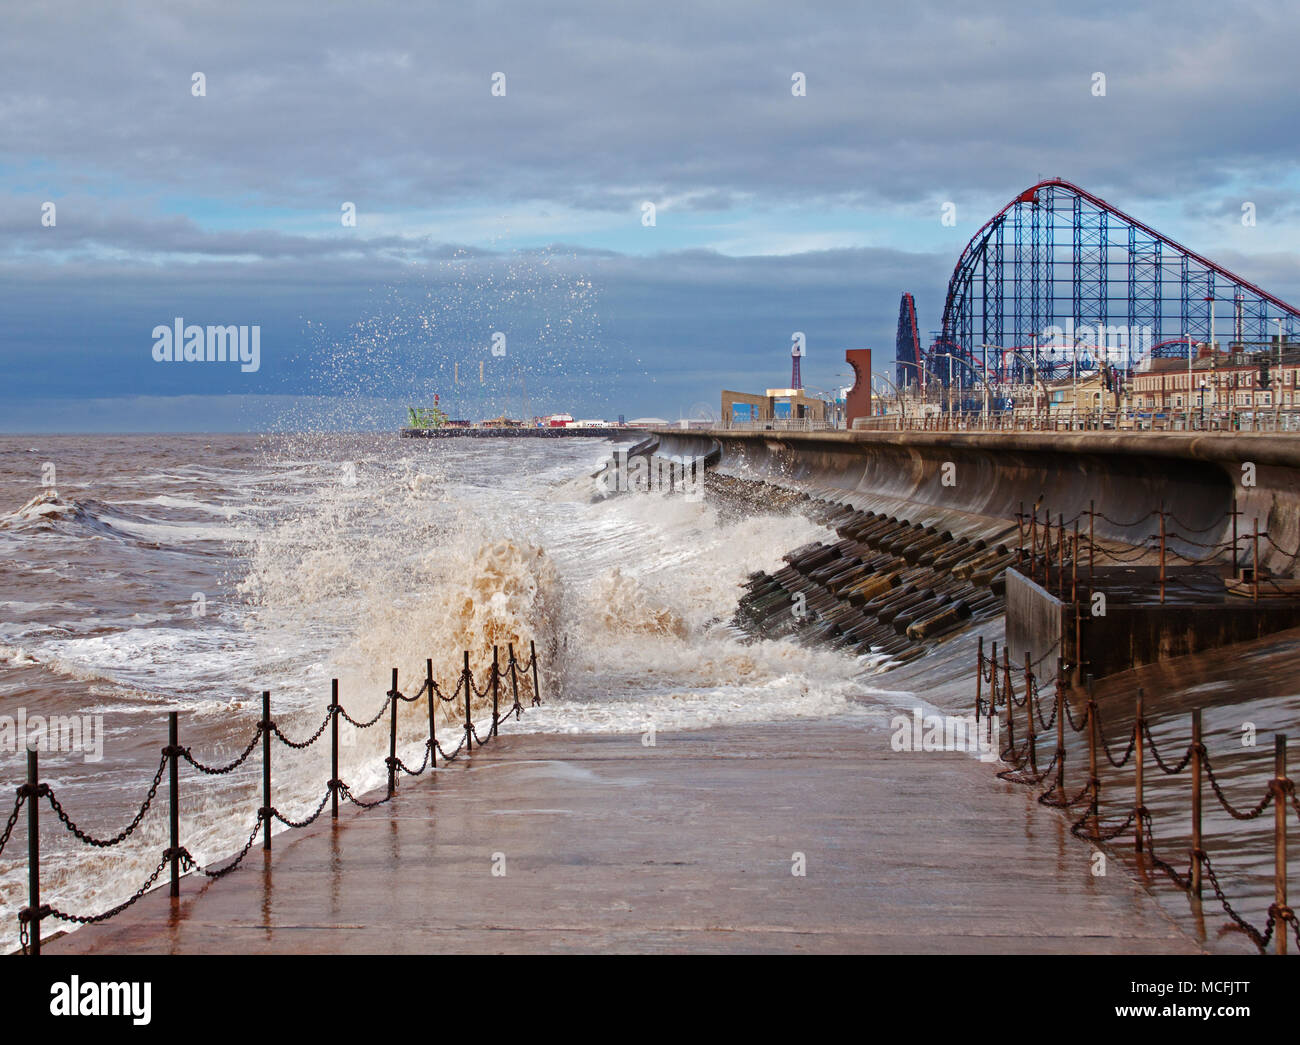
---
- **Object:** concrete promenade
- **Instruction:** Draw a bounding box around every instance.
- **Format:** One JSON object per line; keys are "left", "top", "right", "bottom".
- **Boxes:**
{"left": 47, "top": 715, "right": 1201, "bottom": 955}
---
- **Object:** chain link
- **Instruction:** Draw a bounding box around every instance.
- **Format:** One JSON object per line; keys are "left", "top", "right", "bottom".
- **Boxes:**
{"left": 271, "top": 789, "right": 332, "bottom": 829}
{"left": 1200, "top": 749, "right": 1275, "bottom": 820}
{"left": 44, "top": 753, "right": 167, "bottom": 847}
{"left": 7, "top": 647, "right": 545, "bottom": 939}
{"left": 0, "top": 791, "right": 26, "bottom": 857}
{"left": 45, "top": 855, "right": 170, "bottom": 925}
{"left": 272, "top": 709, "right": 333, "bottom": 750}
{"left": 337, "top": 695, "right": 392, "bottom": 729}
{"left": 1141, "top": 721, "right": 1194, "bottom": 775}
{"left": 183, "top": 726, "right": 263, "bottom": 775}
{"left": 182, "top": 815, "right": 265, "bottom": 879}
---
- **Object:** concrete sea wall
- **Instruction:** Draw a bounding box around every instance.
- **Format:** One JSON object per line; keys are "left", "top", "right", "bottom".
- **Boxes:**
{"left": 652, "top": 428, "right": 1300, "bottom": 577}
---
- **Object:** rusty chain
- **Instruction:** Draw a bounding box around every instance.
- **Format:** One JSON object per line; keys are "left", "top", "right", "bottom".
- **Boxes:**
{"left": 43, "top": 854, "right": 170, "bottom": 927}
{"left": 44, "top": 753, "right": 167, "bottom": 848}
{"left": 1141, "top": 721, "right": 1195, "bottom": 775}
{"left": 0, "top": 791, "right": 27, "bottom": 858}
{"left": 8, "top": 649, "right": 547, "bottom": 947}
{"left": 181, "top": 816, "right": 265, "bottom": 880}
{"left": 1200, "top": 748, "right": 1275, "bottom": 820}
{"left": 337, "top": 695, "right": 392, "bottom": 729}
{"left": 183, "top": 726, "right": 263, "bottom": 774}
{"left": 1090, "top": 704, "right": 1137, "bottom": 770}
{"left": 271, "top": 789, "right": 333, "bottom": 829}
{"left": 272, "top": 709, "right": 334, "bottom": 750}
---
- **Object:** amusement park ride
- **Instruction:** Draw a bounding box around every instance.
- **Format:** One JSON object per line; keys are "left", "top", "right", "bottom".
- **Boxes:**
{"left": 895, "top": 179, "right": 1300, "bottom": 413}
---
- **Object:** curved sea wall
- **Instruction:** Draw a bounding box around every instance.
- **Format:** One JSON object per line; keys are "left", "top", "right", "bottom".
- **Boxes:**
{"left": 650, "top": 428, "right": 1300, "bottom": 577}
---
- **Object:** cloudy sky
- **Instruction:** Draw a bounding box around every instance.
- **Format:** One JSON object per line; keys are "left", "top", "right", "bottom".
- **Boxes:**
{"left": 3, "top": 0, "right": 1299, "bottom": 430}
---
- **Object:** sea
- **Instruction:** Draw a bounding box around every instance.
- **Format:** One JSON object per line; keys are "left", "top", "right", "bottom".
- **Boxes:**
{"left": 0, "top": 432, "right": 876, "bottom": 950}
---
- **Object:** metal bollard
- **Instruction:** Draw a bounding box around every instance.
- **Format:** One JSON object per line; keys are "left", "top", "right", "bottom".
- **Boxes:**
{"left": 1002, "top": 648, "right": 1015, "bottom": 755}
{"left": 25, "top": 749, "right": 40, "bottom": 955}
{"left": 491, "top": 646, "right": 500, "bottom": 738}
{"left": 508, "top": 642, "right": 522, "bottom": 719}
{"left": 464, "top": 651, "right": 473, "bottom": 749}
{"left": 388, "top": 668, "right": 398, "bottom": 798}
{"left": 261, "top": 691, "right": 272, "bottom": 851}
{"left": 1231, "top": 497, "right": 1239, "bottom": 579}
{"left": 168, "top": 711, "right": 180, "bottom": 897}
{"left": 331, "top": 679, "right": 339, "bottom": 819}
{"left": 1023, "top": 653, "right": 1036, "bottom": 772}
{"left": 426, "top": 658, "right": 437, "bottom": 770}
{"left": 1191, "top": 708, "right": 1203, "bottom": 897}
{"left": 1253, "top": 520, "right": 1260, "bottom": 603}
{"left": 1274, "top": 735, "right": 1289, "bottom": 955}
{"left": 1134, "top": 688, "right": 1145, "bottom": 853}
{"left": 975, "top": 636, "right": 984, "bottom": 722}
{"left": 1055, "top": 658, "right": 1067, "bottom": 799}
{"left": 1086, "top": 675, "right": 1099, "bottom": 838}
{"left": 988, "top": 640, "right": 998, "bottom": 719}
{"left": 530, "top": 639, "right": 541, "bottom": 706}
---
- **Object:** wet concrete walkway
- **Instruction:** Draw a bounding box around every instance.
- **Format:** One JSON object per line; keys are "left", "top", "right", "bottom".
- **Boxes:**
{"left": 47, "top": 714, "right": 1202, "bottom": 954}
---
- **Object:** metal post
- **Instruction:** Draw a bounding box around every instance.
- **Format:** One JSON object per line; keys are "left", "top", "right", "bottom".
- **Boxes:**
{"left": 388, "top": 668, "right": 398, "bottom": 798}
{"left": 331, "top": 679, "right": 339, "bottom": 819}
{"left": 530, "top": 639, "right": 541, "bottom": 706}
{"left": 168, "top": 711, "right": 180, "bottom": 898}
{"left": 1087, "top": 675, "right": 1099, "bottom": 838}
{"left": 1134, "top": 689, "right": 1145, "bottom": 853}
{"left": 976, "top": 636, "right": 984, "bottom": 722}
{"left": 1253, "top": 519, "right": 1260, "bottom": 603}
{"left": 25, "top": 749, "right": 40, "bottom": 955}
{"left": 464, "top": 650, "right": 473, "bottom": 749}
{"left": 508, "top": 642, "right": 521, "bottom": 719}
{"left": 1231, "top": 497, "right": 1239, "bottom": 579}
{"left": 1071, "top": 521, "right": 1079, "bottom": 605}
{"left": 1002, "top": 647, "right": 1015, "bottom": 754}
{"left": 1055, "top": 658, "right": 1066, "bottom": 799}
{"left": 261, "top": 691, "right": 272, "bottom": 851}
{"left": 426, "top": 658, "right": 436, "bottom": 770}
{"left": 491, "top": 646, "right": 500, "bottom": 738}
{"left": 987, "top": 640, "right": 998, "bottom": 721}
{"left": 1017, "top": 503, "right": 1024, "bottom": 568}
{"left": 1191, "top": 708, "right": 1203, "bottom": 897}
{"left": 1274, "top": 735, "right": 1289, "bottom": 955}
{"left": 1023, "top": 652, "right": 1036, "bottom": 772}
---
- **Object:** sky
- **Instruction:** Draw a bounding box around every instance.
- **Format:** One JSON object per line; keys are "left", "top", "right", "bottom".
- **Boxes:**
{"left": 3, "top": 0, "right": 1300, "bottom": 430}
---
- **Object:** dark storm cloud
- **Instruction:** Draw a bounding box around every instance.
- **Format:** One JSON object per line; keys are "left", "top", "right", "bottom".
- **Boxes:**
{"left": 4, "top": 1, "right": 1300, "bottom": 428}
{"left": 0, "top": 243, "right": 940, "bottom": 418}
{"left": 4, "top": 0, "right": 1298, "bottom": 216}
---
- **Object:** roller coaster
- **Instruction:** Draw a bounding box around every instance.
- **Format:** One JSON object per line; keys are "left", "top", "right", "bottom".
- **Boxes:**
{"left": 897, "top": 178, "right": 1300, "bottom": 398}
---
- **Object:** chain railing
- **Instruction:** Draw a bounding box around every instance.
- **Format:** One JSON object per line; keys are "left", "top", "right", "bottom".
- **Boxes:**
{"left": 1012, "top": 497, "right": 1296, "bottom": 606}
{"left": 3, "top": 640, "right": 543, "bottom": 955}
{"left": 975, "top": 637, "right": 1297, "bottom": 954}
